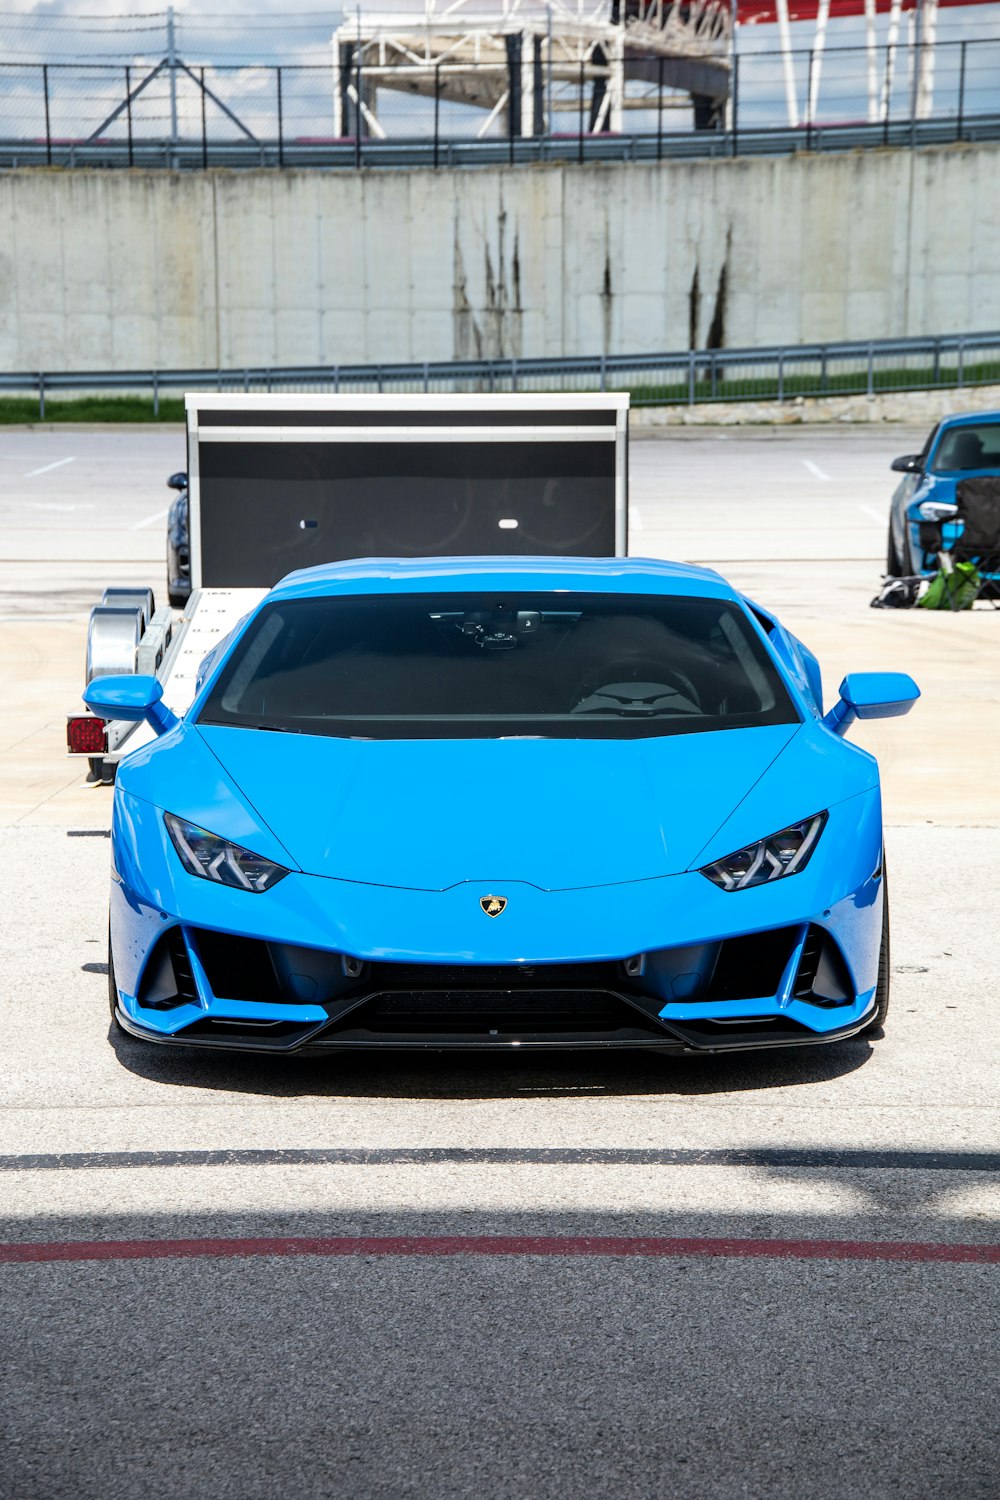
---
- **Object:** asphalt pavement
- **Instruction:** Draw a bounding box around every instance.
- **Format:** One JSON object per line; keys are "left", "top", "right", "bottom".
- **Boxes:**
{"left": 0, "top": 423, "right": 997, "bottom": 1500}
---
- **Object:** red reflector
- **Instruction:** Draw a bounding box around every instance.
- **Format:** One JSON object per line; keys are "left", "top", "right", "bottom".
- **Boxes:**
{"left": 67, "top": 716, "right": 107, "bottom": 756}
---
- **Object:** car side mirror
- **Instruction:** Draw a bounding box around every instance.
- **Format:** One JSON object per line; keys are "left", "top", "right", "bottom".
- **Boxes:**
{"left": 823, "top": 673, "right": 920, "bottom": 738}
{"left": 167, "top": 471, "right": 188, "bottom": 491}
{"left": 83, "top": 675, "right": 179, "bottom": 737}
{"left": 890, "top": 454, "right": 921, "bottom": 474}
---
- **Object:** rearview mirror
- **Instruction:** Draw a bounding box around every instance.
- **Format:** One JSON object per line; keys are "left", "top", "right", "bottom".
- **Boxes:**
{"left": 83, "top": 675, "right": 179, "bottom": 737}
{"left": 890, "top": 454, "right": 921, "bottom": 474}
{"left": 167, "top": 471, "right": 188, "bottom": 491}
{"left": 823, "top": 673, "right": 920, "bottom": 737}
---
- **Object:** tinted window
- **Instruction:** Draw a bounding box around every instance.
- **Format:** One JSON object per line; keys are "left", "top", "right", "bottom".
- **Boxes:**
{"left": 930, "top": 422, "right": 1000, "bottom": 473}
{"left": 199, "top": 592, "right": 798, "bottom": 741}
{"left": 197, "top": 440, "right": 616, "bottom": 587}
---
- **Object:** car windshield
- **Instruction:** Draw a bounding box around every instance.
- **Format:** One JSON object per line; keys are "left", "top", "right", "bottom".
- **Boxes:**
{"left": 197, "top": 591, "right": 799, "bottom": 741}
{"left": 930, "top": 422, "right": 1000, "bottom": 473}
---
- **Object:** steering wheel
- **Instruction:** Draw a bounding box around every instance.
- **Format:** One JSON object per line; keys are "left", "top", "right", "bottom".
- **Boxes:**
{"left": 570, "top": 658, "right": 701, "bottom": 715}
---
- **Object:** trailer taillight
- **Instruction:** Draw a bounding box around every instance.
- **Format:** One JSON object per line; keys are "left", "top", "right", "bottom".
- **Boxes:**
{"left": 67, "top": 716, "right": 107, "bottom": 756}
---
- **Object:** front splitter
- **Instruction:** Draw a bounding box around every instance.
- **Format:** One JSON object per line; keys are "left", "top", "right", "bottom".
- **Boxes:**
{"left": 114, "top": 1003, "right": 877, "bottom": 1057}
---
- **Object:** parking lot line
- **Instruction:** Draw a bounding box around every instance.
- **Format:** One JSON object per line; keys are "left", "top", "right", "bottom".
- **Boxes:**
{"left": 803, "top": 459, "right": 831, "bottom": 481}
{"left": 129, "top": 506, "right": 169, "bottom": 531}
{"left": 22, "top": 456, "right": 76, "bottom": 478}
{"left": 4, "top": 1234, "right": 999, "bottom": 1266}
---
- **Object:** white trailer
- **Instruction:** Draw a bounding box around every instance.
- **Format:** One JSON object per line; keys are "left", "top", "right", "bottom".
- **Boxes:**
{"left": 68, "top": 391, "right": 630, "bottom": 778}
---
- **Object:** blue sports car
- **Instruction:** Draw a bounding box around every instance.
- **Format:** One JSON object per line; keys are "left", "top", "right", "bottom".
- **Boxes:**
{"left": 887, "top": 411, "right": 1000, "bottom": 579}
{"left": 86, "top": 557, "right": 918, "bottom": 1057}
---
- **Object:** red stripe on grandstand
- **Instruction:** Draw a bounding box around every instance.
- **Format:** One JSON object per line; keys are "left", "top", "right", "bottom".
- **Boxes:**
{"left": 1, "top": 1235, "right": 998, "bottom": 1266}
{"left": 738, "top": 0, "right": 996, "bottom": 21}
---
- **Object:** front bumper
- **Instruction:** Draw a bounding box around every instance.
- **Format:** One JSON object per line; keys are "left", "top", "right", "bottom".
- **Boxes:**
{"left": 109, "top": 782, "right": 885, "bottom": 1055}
{"left": 114, "top": 919, "right": 879, "bottom": 1053}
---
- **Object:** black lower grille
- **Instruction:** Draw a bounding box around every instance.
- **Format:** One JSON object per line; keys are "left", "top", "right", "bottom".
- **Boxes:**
{"left": 349, "top": 960, "right": 648, "bottom": 1036}
{"left": 793, "top": 925, "right": 854, "bottom": 1006}
{"left": 707, "top": 927, "right": 798, "bottom": 1001}
{"left": 371, "top": 989, "right": 624, "bottom": 1031}
{"left": 367, "top": 961, "right": 626, "bottom": 990}
{"left": 328, "top": 986, "right": 658, "bottom": 1039}
{"left": 137, "top": 928, "right": 198, "bottom": 1010}
{"left": 793, "top": 927, "right": 825, "bottom": 998}
{"left": 193, "top": 930, "right": 281, "bottom": 1003}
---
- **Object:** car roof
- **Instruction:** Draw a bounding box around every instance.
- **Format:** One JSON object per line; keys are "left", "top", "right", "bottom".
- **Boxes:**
{"left": 937, "top": 411, "right": 1000, "bottom": 431}
{"left": 267, "top": 555, "right": 739, "bottom": 603}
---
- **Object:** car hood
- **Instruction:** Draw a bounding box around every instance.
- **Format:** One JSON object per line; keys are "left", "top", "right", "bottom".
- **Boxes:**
{"left": 195, "top": 722, "right": 800, "bottom": 891}
{"left": 910, "top": 470, "right": 1000, "bottom": 511}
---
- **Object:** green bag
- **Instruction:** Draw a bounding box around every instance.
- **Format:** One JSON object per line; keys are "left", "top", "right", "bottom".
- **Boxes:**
{"left": 917, "top": 561, "right": 982, "bottom": 611}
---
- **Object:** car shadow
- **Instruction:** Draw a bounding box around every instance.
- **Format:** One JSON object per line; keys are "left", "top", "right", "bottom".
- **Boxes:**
{"left": 107, "top": 1025, "right": 875, "bottom": 1100}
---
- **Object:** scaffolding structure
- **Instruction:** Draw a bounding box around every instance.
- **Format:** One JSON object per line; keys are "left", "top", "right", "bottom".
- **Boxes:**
{"left": 332, "top": 0, "right": 734, "bottom": 140}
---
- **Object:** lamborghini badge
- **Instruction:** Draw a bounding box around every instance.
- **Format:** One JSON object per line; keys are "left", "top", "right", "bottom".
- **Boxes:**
{"left": 480, "top": 895, "right": 507, "bottom": 917}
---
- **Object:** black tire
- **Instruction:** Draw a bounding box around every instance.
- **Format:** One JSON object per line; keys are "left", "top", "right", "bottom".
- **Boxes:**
{"left": 168, "top": 588, "right": 187, "bottom": 609}
{"left": 108, "top": 934, "right": 126, "bottom": 1031}
{"left": 886, "top": 528, "right": 904, "bottom": 577}
{"left": 860, "top": 874, "right": 890, "bottom": 1036}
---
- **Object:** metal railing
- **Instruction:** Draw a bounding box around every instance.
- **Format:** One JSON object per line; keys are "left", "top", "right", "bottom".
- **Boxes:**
{"left": 2, "top": 331, "right": 999, "bottom": 418}
{"left": 0, "top": 36, "right": 998, "bottom": 170}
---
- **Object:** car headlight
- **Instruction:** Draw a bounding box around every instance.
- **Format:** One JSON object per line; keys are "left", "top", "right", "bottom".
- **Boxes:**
{"left": 164, "top": 813, "right": 290, "bottom": 893}
{"left": 700, "top": 813, "right": 826, "bottom": 892}
{"left": 917, "top": 501, "right": 959, "bottom": 522}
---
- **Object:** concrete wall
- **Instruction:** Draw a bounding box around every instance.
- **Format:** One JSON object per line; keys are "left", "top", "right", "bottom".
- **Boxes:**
{"left": 0, "top": 144, "right": 997, "bottom": 371}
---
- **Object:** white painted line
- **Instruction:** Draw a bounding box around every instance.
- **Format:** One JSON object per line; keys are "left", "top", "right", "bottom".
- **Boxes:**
{"left": 858, "top": 504, "right": 886, "bottom": 526}
{"left": 130, "top": 506, "right": 169, "bottom": 531}
{"left": 23, "top": 456, "right": 76, "bottom": 479}
{"left": 802, "top": 459, "right": 831, "bottom": 481}
{"left": 631, "top": 506, "right": 645, "bottom": 531}
{"left": 28, "top": 501, "right": 94, "bottom": 513}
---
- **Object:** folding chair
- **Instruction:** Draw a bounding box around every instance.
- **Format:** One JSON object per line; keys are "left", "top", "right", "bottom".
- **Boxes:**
{"left": 930, "top": 477, "right": 1000, "bottom": 610}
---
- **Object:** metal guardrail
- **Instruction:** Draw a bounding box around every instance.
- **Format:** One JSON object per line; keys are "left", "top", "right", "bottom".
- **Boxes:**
{"left": 2, "top": 332, "right": 999, "bottom": 418}
{"left": 4, "top": 113, "right": 1000, "bottom": 171}
{"left": 0, "top": 36, "right": 998, "bottom": 171}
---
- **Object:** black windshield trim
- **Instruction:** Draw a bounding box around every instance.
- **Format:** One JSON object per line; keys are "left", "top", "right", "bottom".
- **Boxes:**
{"left": 197, "top": 715, "right": 794, "bottom": 742}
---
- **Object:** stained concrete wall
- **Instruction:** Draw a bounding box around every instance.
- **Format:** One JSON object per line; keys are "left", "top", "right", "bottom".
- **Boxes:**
{"left": 0, "top": 144, "right": 997, "bottom": 371}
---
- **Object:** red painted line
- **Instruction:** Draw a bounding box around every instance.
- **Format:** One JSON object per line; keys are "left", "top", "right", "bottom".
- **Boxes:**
{"left": 1, "top": 1235, "right": 999, "bottom": 1267}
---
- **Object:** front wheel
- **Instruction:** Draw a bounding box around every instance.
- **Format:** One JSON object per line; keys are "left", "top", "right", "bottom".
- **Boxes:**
{"left": 886, "top": 528, "right": 904, "bottom": 577}
{"left": 860, "top": 875, "right": 890, "bottom": 1036}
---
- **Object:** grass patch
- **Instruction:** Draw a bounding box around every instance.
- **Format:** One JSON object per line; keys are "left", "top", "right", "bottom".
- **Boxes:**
{"left": 0, "top": 395, "right": 186, "bottom": 423}
{"left": 626, "top": 361, "right": 1000, "bottom": 406}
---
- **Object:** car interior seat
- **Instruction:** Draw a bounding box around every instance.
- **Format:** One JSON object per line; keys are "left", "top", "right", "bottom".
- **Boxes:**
{"left": 946, "top": 431, "right": 985, "bottom": 470}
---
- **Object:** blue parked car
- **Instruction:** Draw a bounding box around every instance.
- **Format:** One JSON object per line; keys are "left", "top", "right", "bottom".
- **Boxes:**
{"left": 85, "top": 557, "right": 918, "bottom": 1058}
{"left": 165, "top": 470, "right": 190, "bottom": 608}
{"left": 887, "top": 412, "right": 1000, "bottom": 579}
